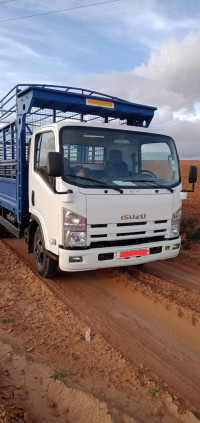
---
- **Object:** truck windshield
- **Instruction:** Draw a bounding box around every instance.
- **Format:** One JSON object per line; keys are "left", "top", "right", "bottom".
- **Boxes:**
{"left": 60, "top": 126, "right": 180, "bottom": 189}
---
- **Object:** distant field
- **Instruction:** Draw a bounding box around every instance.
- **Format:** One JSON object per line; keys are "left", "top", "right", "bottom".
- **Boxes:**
{"left": 180, "top": 160, "right": 200, "bottom": 224}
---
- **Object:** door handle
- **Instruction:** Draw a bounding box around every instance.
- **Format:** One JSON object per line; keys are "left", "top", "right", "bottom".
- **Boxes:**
{"left": 31, "top": 190, "right": 35, "bottom": 206}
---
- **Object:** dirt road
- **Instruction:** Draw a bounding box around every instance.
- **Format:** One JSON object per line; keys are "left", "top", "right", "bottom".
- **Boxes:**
{"left": 142, "top": 259, "right": 200, "bottom": 295}
{"left": 0, "top": 161, "right": 200, "bottom": 423}
{"left": 1, "top": 236, "right": 200, "bottom": 423}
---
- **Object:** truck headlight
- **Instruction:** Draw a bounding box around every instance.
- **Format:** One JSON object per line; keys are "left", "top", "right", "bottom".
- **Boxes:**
{"left": 63, "top": 209, "right": 87, "bottom": 247}
{"left": 65, "top": 231, "right": 87, "bottom": 247}
{"left": 170, "top": 207, "right": 181, "bottom": 238}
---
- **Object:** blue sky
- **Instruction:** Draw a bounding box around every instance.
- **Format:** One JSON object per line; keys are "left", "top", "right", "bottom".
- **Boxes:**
{"left": 1, "top": 0, "right": 200, "bottom": 158}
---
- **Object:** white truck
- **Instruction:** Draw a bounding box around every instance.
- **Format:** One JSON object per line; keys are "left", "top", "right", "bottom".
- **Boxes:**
{"left": 0, "top": 84, "right": 197, "bottom": 277}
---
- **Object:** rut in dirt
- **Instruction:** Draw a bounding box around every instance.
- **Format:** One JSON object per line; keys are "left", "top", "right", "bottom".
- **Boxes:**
{"left": 4, "top": 237, "right": 200, "bottom": 410}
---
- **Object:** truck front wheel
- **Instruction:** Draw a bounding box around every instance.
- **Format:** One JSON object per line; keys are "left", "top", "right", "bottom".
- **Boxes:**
{"left": 33, "top": 226, "right": 58, "bottom": 278}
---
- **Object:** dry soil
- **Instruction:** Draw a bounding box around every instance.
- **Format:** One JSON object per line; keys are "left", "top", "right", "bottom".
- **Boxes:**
{"left": 0, "top": 161, "right": 200, "bottom": 423}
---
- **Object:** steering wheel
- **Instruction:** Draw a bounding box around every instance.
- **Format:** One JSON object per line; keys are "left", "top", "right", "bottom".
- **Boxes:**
{"left": 141, "top": 170, "right": 157, "bottom": 178}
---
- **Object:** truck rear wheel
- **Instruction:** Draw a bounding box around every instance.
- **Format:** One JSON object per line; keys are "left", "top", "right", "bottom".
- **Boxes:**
{"left": 33, "top": 226, "right": 58, "bottom": 278}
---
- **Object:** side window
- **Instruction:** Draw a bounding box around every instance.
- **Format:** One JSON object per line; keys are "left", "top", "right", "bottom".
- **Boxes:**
{"left": 35, "top": 131, "right": 55, "bottom": 171}
{"left": 141, "top": 142, "right": 173, "bottom": 181}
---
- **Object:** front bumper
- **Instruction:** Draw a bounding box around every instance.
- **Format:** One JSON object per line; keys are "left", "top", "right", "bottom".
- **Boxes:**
{"left": 58, "top": 237, "right": 181, "bottom": 272}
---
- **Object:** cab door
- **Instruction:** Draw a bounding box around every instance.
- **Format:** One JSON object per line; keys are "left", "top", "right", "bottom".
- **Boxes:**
{"left": 29, "top": 130, "right": 59, "bottom": 254}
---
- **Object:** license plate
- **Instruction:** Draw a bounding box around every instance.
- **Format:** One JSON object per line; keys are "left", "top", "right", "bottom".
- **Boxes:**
{"left": 117, "top": 248, "right": 150, "bottom": 258}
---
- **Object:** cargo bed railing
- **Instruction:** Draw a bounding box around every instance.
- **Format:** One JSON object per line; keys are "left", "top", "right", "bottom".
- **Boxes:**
{"left": 0, "top": 84, "right": 157, "bottom": 128}
{"left": 0, "top": 84, "right": 157, "bottom": 224}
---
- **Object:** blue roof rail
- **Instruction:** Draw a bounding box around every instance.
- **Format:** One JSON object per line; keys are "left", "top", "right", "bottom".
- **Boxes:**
{"left": 0, "top": 84, "right": 157, "bottom": 128}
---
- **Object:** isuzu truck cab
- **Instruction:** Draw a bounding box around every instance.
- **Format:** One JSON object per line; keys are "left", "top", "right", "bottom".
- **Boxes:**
{"left": 0, "top": 85, "right": 197, "bottom": 277}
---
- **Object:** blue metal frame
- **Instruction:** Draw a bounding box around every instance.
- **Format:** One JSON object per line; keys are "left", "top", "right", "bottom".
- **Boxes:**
{"left": 0, "top": 122, "right": 17, "bottom": 214}
{"left": 0, "top": 84, "right": 157, "bottom": 223}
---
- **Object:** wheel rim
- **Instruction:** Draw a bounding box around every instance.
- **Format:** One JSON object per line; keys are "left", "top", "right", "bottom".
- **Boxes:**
{"left": 34, "top": 231, "right": 45, "bottom": 267}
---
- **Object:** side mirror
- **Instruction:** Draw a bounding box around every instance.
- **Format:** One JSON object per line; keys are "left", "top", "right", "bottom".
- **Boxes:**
{"left": 189, "top": 165, "right": 197, "bottom": 184}
{"left": 47, "top": 152, "right": 62, "bottom": 177}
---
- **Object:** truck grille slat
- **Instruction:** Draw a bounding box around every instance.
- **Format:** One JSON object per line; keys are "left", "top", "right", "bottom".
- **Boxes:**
{"left": 117, "top": 221, "right": 146, "bottom": 227}
{"left": 90, "top": 236, "right": 165, "bottom": 249}
{"left": 117, "top": 231, "right": 146, "bottom": 237}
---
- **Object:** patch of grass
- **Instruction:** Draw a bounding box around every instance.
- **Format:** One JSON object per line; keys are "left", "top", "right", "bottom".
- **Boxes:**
{"left": 180, "top": 216, "right": 200, "bottom": 249}
{"left": 180, "top": 216, "right": 197, "bottom": 235}
{"left": 193, "top": 409, "right": 200, "bottom": 419}
{"left": 149, "top": 386, "right": 160, "bottom": 397}
{"left": 2, "top": 318, "right": 14, "bottom": 324}
{"left": 188, "top": 227, "right": 200, "bottom": 241}
{"left": 50, "top": 369, "right": 67, "bottom": 381}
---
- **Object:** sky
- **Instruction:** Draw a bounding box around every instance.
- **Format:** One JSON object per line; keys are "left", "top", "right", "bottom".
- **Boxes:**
{"left": 1, "top": 0, "right": 200, "bottom": 159}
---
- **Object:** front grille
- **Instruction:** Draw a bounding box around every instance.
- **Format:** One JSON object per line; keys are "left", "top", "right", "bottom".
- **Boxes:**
{"left": 88, "top": 219, "right": 170, "bottom": 249}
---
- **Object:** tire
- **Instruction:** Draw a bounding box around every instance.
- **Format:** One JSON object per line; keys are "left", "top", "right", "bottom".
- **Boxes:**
{"left": 0, "top": 224, "right": 5, "bottom": 237}
{"left": 33, "top": 226, "right": 58, "bottom": 278}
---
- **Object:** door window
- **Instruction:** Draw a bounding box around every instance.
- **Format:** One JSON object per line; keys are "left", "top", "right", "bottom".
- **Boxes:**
{"left": 35, "top": 131, "right": 55, "bottom": 170}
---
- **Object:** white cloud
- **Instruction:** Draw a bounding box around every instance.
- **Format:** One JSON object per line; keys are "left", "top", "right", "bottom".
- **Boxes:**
{"left": 80, "top": 31, "right": 200, "bottom": 110}
{"left": 1, "top": 1, "right": 200, "bottom": 158}
{"left": 78, "top": 30, "right": 200, "bottom": 158}
{"left": 152, "top": 119, "right": 200, "bottom": 160}
{"left": 134, "top": 32, "right": 200, "bottom": 109}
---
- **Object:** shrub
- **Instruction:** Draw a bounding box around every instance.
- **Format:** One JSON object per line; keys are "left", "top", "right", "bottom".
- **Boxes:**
{"left": 180, "top": 216, "right": 200, "bottom": 249}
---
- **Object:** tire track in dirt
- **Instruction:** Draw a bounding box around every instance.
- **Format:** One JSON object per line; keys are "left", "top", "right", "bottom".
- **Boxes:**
{"left": 46, "top": 269, "right": 200, "bottom": 408}
{"left": 142, "top": 259, "right": 200, "bottom": 295}
{"left": 3, "top": 237, "right": 200, "bottom": 413}
{"left": 2, "top": 239, "right": 192, "bottom": 423}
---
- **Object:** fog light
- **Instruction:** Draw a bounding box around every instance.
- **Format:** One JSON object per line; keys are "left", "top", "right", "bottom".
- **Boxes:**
{"left": 172, "top": 244, "right": 180, "bottom": 250}
{"left": 165, "top": 246, "right": 171, "bottom": 251}
{"left": 69, "top": 256, "right": 83, "bottom": 263}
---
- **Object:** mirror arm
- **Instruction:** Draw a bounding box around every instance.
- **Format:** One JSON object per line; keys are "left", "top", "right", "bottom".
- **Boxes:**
{"left": 182, "top": 183, "right": 195, "bottom": 193}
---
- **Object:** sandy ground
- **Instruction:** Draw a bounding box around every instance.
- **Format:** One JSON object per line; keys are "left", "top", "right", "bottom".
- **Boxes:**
{"left": 0, "top": 161, "right": 200, "bottom": 423}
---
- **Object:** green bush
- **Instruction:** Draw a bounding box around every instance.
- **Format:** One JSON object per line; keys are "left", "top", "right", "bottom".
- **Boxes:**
{"left": 180, "top": 216, "right": 200, "bottom": 249}
{"left": 180, "top": 216, "right": 197, "bottom": 235}
{"left": 188, "top": 227, "right": 200, "bottom": 241}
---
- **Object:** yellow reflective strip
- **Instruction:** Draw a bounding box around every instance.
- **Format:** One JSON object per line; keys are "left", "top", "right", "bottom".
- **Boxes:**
{"left": 86, "top": 98, "right": 114, "bottom": 109}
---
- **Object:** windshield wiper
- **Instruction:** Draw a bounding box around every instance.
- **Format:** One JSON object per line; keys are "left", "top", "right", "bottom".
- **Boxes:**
{"left": 66, "top": 174, "right": 124, "bottom": 194}
{"left": 124, "top": 179, "right": 174, "bottom": 193}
